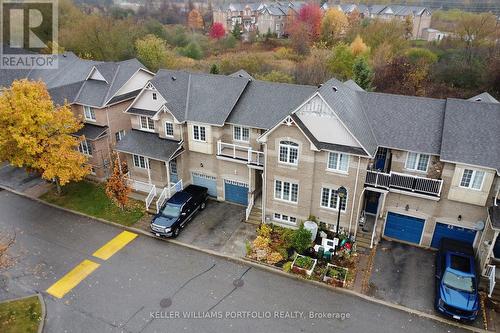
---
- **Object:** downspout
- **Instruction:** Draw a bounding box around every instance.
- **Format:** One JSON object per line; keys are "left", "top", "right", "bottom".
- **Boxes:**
{"left": 349, "top": 156, "right": 361, "bottom": 235}
{"left": 262, "top": 142, "right": 268, "bottom": 224}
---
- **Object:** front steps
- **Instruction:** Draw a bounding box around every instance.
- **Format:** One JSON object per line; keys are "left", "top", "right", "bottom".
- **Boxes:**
{"left": 246, "top": 206, "right": 262, "bottom": 225}
{"left": 356, "top": 230, "right": 373, "bottom": 251}
{"left": 129, "top": 190, "right": 159, "bottom": 214}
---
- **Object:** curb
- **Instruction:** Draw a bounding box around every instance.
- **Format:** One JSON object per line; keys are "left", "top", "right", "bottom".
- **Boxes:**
{"left": 0, "top": 293, "right": 46, "bottom": 333}
{"left": 0, "top": 185, "right": 489, "bottom": 333}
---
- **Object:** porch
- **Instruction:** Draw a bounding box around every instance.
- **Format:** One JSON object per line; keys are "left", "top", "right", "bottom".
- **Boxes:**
{"left": 365, "top": 170, "right": 443, "bottom": 198}
{"left": 217, "top": 140, "right": 264, "bottom": 168}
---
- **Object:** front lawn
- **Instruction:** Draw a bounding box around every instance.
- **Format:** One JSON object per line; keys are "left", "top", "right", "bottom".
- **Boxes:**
{"left": 0, "top": 296, "right": 42, "bottom": 333}
{"left": 41, "top": 181, "right": 144, "bottom": 226}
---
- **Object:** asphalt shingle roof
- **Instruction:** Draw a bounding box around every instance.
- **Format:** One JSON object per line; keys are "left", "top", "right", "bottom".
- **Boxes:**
{"left": 441, "top": 99, "right": 500, "bottom": 172}
{"left": 150, "top": 70, "right": 190, "bottom": 122}
{"left": 115, "top": 130, "right": 181, "bottom": 161}
{"left": 74, "top": 123, "right": 108, "bottom": 141}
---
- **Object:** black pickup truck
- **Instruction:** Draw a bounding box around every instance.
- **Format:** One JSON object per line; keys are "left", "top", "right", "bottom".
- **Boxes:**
{"left": 150, "top": 185, "right": 208, "bottom": 238}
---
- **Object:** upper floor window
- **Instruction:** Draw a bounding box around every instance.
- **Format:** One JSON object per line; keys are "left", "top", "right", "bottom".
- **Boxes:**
{"left": 169, "top": 159, "right": 177, "bottom": 175}
{"left": 320, "top": 187, "right": 347, "bottom": 211}
{"left": 115, "top": 129, "right": 126, "bottom": 142}
{"left": 165, "top": 122, "right": 174, "bottom": 137}
{"left": 140, "top": 116, "right": 154, "bottom": 131}
{"left": 233, "top": 125, "right": 249, "bottom": 142}
{"left": 405, "top": 152, "right": 429, "bottom": 172}
{"left": 279, "top": 141, "right": 298, "bottom": 165}
{"left": 133, "top": 154, "right": 149, "bottom": 169}
{"left": 460, "top": 169, "right": 484, "bottom": 190}
{"left": 83, "top": 106, "right": 95, "bottom": 121}
{"left": 327, "top": 152, "right": 349, "bottom": 172}
{"left": 79, "top": 139, "right": 92, "bottom": 156}
{"left": 193, "top": 125, "right": 206, "bottom": 142}
{"left": 152, "top": 92, "right": 157, "bottom": 100}
{"left": 274, "top": 179, "right": 298, "bottom": 203}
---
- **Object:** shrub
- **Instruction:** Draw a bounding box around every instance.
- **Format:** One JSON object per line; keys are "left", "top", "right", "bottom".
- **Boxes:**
{"left": 252, "top": 235, "right": 270, "bottom": 250}
{"left": 257, "top": 224, "right": 272, "bottom": 238}
{"left": 283, "top": 261, "right": 293, "bottom": 272}
{"left": 292, "top": 225, "right": 312, "bottom": 254}
{"left": 294, "top": 255, "right": 314, "bottom": 269}
{"left": 245, "top": 240, "right": 252, "bottom": 256}
{"left": 266, "top": 251, "right": 283, "bottom": 265}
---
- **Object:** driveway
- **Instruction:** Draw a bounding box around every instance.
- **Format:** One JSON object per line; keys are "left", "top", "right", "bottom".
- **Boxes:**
{"left": 368, "top": 239, "right": 483, "bottom": 328}
{"left": 0, "top": 163, "right": 44, "bottom": 192}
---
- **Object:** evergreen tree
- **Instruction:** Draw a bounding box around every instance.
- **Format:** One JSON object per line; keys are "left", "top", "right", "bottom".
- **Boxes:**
{"left": 352, "top": 57, "right": 374, "bottom": 91}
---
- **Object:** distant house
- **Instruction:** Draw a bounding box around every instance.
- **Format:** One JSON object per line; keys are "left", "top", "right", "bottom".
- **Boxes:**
{"left": 212, "top": 3, "right": 261, "bottom": 34}
{"left": 422, "top": 28, "right": 448, "bottom": 42}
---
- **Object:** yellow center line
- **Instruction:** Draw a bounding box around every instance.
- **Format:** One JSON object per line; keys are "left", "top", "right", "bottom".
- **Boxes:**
{"left": 92, "top": 231, "right": 138, "bottom": 261}
{"left": 46, "top": 259, "right": 100, "bottom": 299}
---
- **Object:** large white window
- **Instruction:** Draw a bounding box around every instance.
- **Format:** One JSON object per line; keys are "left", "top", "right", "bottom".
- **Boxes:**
{"left": 327, "top": 152, "right": 349, "bottom": 172}
{"left": 233, "top": 125, "right": 249, "bottom": 142}
{"left": 274, "top": 180, "right": 298, "bottom": 203}
{"left": 320, "top": 187, "right": 347, "bottom": 211}
{"left": 279, "top": 141, "right": 299, "bottom": 165}
{"left": 460, "top": 169, "right": 484, "bottom": 190}
{"left": 78, "top": 139, "right": 92, "bottom": 156}
{"left": 405, "top": 152, "right": 430, "bottom": 172}
{"left": 193, "top": 125, "right": 206, "bottom": 142}
{"left": 140, "top": 116, "right": 155, "bottom": 131}
{"left": 83, "top": 106, "right": 96, "bottom": 121}
{"left": 273, "top": 213, "right": 297, "bottom": 224}
{"left": 133, "top": 154, "right": 148, "bottom": 169}
{"left": 165, "top": 122, "right": 174, "bottom": 137}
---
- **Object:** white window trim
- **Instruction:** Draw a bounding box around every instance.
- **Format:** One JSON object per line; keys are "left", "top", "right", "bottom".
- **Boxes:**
{"left": 233, "top": 125, "right": 250, "bottom": 143}
{"left": 139, "top": 116, "right": 155, "bottom": 132}
{"left": 459, "top": 169, "right": 485, "bottom": 191}
{"left": 326, "top": 152, "right": 349, "bottom": 174}
{"left": 83, "top": 106, "right": 96, "bottom": 122}
{"left": 273, "top": 179, "right": 299, "bottom": 204}
{"left": 152, "top": 92, "right": 157, "bottom": 100}
{"left": 133, "top": 154, "right": 149, "bottom": 169}
{"left": 278, "top": 140, "right": 299, "bottom": 166}
{"left": 192, "top": 124, "right": 207, "bottom": 142}
{"left": 79, "top": 139, "right": 92, "bottom": 156}
{"left": 320, "top": 187, "right": 348, "bottom": 212}
{"left": 404, "top": 152, "right": 430, "bottom": 173}
{"left": 164, "top": 121, "right": 174, "bottom": 137}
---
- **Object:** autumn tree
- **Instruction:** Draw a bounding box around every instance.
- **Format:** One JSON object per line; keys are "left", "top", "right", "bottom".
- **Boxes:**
{"left": 454, "top": 11, "right": 497, "bottom": 64}
{"left": 296, "top": 3, "right": 322, "bottom": 41}
{"left": 350, "top": 35, "right": 369, "bottom": 57}
{"left": 320, "top": 8, "right": 348, "bottom": 45}
{"left": 106, "top": 153, "right": 131, "bottom": 210}
{"left": 289, "top": 21, "right": 310, "bottom": 55}
{"left": 187, "top": 9, "right": 204, "bottom": 31}
{"left": 256, "top": 70, "right": 294, "bottom": 83}
{"left": 135, "top": 34, "right": 168, "bottom": 72}
{"left": 295, "top": 49, "right": 331, "bottom": 85}
{"left": 0, "top": 80, "right": 90, "bottom": 193}
{"left": 209, "top": 22, "right": 225, "bottom": 40}
{"left": 327, "top": 43, "right": 356, "bottom": 80}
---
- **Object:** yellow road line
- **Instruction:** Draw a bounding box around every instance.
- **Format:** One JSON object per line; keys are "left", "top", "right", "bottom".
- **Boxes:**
{"left": 46, "top": 259, "right": 100, "bottom": 299}
{"left": 92, "top": 231, "right": 138, "bottom": 260}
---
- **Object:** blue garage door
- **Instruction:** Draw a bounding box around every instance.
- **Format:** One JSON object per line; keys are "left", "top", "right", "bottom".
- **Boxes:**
{"left": 384, "top": 212, "right": 425, "bottom": 245}
{"left": 430, "top": 223, "right": 476, "bottom": 249}
{"left": 192, "top": 172, "right": 217, "bottom": 197}
{"left": 224, "top": 180, "right": 248, "bottom": 206}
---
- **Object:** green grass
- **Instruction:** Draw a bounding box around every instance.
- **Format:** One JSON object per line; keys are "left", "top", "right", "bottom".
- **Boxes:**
{"left": 41, "top": 181, "right": 144, "bottom": 226}
{"left": 0, "top": 296, "right": 42, "bottom": 333}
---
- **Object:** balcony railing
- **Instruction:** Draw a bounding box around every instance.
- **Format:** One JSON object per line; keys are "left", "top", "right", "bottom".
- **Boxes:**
{"left": 365, "top": 170, "right": 443, "bottom": 197}
{"left": 217, "top": 140, "right": 264, "bottom": 167}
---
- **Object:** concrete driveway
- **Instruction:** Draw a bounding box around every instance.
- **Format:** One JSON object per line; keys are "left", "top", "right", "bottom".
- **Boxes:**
{"left": 368, "top": 239, "right": 483, "bottom": 328}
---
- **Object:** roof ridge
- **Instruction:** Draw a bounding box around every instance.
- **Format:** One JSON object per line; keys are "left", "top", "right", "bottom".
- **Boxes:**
{"left": 102, "top": 63, "right": 121, "bottom": 106}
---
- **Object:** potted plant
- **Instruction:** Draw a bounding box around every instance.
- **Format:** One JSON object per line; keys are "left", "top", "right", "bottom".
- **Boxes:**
{"left": 291, "top": 254, "right": 317, "bottom": 276}
{"left": 323, "top": 263, "right": 348, "bottom": 287}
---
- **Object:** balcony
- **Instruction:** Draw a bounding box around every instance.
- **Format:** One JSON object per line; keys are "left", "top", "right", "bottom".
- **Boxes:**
{"left": 365, "top": 170, "right": 443, "bottom": 197}
{"left": 217, "top": 140, "right": 264, "bottom": 167}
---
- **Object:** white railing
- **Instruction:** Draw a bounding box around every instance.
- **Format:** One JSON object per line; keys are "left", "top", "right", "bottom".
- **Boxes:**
{"left": 126, "top": 173, "right": 155, "bottom": 193}
{"left": 486, "top": 264, "right": 496, "bottom": 297}
{"left": 370, "top": 217, "right": 378, "bottom": 249}
{"left": 155, "top": 179, "right": 184, "bottom": 213}
{"left": 365, "top": 170, "right": 443, "bottom": 197}
{"left": 145, "top": 185, "right": 157, "bottom": 210}
{"left": 246, "top": 192, "right": 255, "bottom": 221}
{"left": 217, "top": 140, "right": 264, "bottom": 166}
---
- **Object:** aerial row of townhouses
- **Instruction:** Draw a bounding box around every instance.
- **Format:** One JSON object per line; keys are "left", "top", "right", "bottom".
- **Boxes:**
{"left": 213, "top": 1, "right": 432, "bottom": 39}
{"left": 1, "top": 52, "right": 499, "bottom": 297}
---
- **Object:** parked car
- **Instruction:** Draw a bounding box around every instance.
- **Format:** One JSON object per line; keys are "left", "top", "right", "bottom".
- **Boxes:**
{"left": 435, "top": 238, "right": 479, "bottom": 321}
{"left": 150, "top": 185, "right": 208, "bottom": 238}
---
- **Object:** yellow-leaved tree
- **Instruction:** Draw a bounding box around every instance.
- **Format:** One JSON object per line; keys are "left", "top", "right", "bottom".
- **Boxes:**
{"left": 350, "top": 35, "right": 369, "bottom": 57}
{"left": 0, "top": 80, "right": 90, "bottom": 193}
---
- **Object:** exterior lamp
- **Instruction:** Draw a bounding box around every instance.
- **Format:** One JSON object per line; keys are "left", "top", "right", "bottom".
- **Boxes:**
{"left": 334, "top": 186, "right": 347, "bottom": 256}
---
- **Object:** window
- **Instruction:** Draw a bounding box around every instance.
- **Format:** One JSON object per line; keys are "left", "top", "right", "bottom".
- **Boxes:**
{"left": 274, "top": 180, "right": 298, "bottom": 203}
{"left": 233, "top": 126, "right": 249, "bottom": 142}
{"left": 83, "top": 106, "right": 95, "bottom": 121}
{"left": 405, "top": 152, "right": 430, "bottom": 172}
{"left": 273, "top": 213, "right": 297, "bottom": 224}
{"left": 152, "top": 92, "right": 157, "bottom": 100}
{"left": 327, "top": 152, "right": 349, "bottom": 172}
{"left": 115, "top": 130, "right": 126, "bottom": 142}
{"left": 320, "top": 187, "right": 347, "bottom": 211}
{"left": 279, "top": 141, "right": 299, "bottom": 165}
{"left": 460, "top": 169, "right": 484, "bottom": 190}
{"left": 165, "top": 122, "right": 174, "bottom": 137}
{"left": 193, "top": 125, "right": 206, "bottom": 142}
{"left": 169, "top": 159, "right": 177, "bottom": 174}
{"left": 78, "top": 139, "right": 92, "bottom": 156}
{"left": 133, "top": 155, "right": 149, "bottom": 169}
{"left": 140, "top": 116, "right": 155, "bottom": 131}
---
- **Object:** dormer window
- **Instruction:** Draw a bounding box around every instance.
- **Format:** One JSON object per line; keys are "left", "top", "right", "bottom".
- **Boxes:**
{"left": 140, "top": 116, "right": 155, "bottom": 131}
{"left": 152, "top": 92, "right": 157, "bottom": 100}
{"left": 83, "top": 106, "right": 96, "bottom": 121}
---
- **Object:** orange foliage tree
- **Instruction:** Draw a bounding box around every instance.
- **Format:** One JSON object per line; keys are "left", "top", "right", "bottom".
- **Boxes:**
{"left": 187, "top": 9, "right": 204, "bottom": 31}
{"left": 105, "top": 153, "right": 131, "bottom": 210}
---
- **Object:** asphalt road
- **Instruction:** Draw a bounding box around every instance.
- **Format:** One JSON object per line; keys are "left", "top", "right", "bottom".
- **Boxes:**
{"left": 0, "top": 190, "right": 470, "bottom": 333}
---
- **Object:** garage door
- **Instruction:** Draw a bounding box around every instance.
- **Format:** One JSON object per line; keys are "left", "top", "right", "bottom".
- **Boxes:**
{"left": 224, "top": 180, "right": 248, "bottom": 206}
{"left": 430, "top": 223, "right": 476, "bottom": 249}
{"left": 384, "top": 212, "right": 425, "bottom": 245}
{"left": 192, "top": 172, "right": 217, "bottom": 197}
